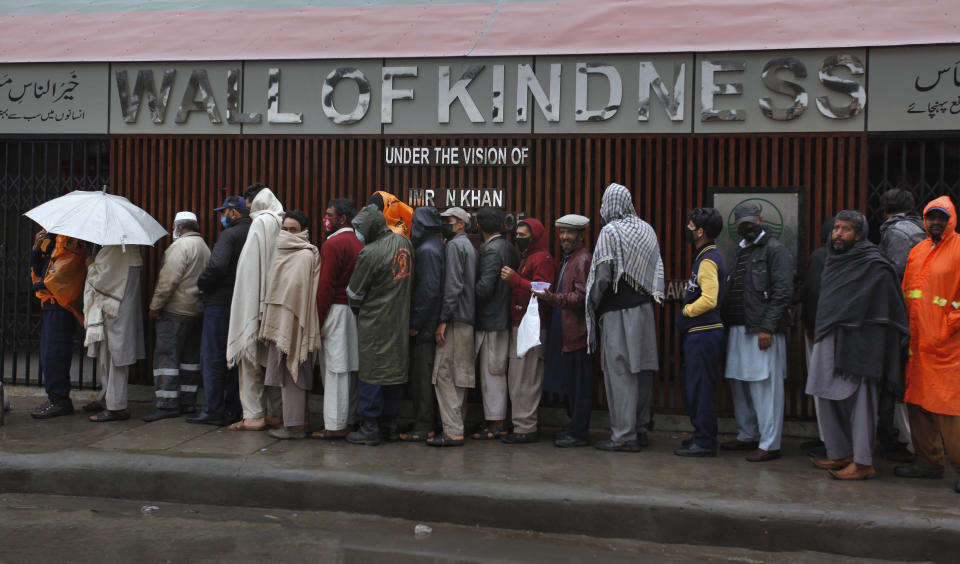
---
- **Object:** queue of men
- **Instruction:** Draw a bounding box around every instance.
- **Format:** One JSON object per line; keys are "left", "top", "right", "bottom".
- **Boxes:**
{"left": 26, "top": 183, "right": 960, "bottom": 493}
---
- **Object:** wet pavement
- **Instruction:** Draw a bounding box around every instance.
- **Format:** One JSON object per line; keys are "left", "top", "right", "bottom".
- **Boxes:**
{"left": 0, "top": 493, "right": 890, "bottom": 563}
{"left": 2, "top": 396, "right": 959, "bottom": 561}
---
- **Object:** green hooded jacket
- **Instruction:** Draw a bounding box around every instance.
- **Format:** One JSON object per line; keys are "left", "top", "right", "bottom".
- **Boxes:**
{"left": 346, "top": 205, "right": 414, "bottom": 385}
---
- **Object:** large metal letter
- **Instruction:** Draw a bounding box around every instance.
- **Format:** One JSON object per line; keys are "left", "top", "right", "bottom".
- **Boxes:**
{"left": 322, "top": 67, "right": 371, "bottom": 125}
{"left": 492, "top": 65, "right": 505, "bottom": 123}
{"left": 638, "top": 62, "right": 684, "bottom": 122}
{"left": 700, "top": 60, "right": 746, "bottom": 122}
{"left": 816, "top": 55, "right": 865, "bottom": 120}
{"left": 575, "top": 62, "right": 621, "bottom": 122}
{"left": 266, "top": 67, "right": 303, "bottom": 124}
{"left": 438, "top": 65, "right": 485, "bottom": 123}
{"left": 517, "top": 63, "right": 560, "bottom": 123}
{"left": 759, "top": 57, "right": 808, "bottom": 121}
{"left": 226, "top": 68, "right": 262, "bottom": 124}
{"left": 116, "top": 69, "right": 176, "bottom": 123}
{"left": 381, "top": 66, "right": 418, "bottom": 124}
{"left": 175, "top": 69, "right": 222, "bottom": 124}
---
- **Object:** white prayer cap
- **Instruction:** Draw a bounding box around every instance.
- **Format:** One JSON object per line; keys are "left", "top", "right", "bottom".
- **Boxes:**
{"left": 174, "top": 211, "right": 198, "bottom": 223}
{"left": 555, "top": 214, "right": 590, "bottom": 229}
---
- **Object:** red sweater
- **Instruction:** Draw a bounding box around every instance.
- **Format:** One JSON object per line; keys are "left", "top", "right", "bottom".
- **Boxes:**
{"left": 506, "top": 218, "right": 555, "bottom": 327}
{"left": 317, "top": 228, "right": 364, "bottom": 325}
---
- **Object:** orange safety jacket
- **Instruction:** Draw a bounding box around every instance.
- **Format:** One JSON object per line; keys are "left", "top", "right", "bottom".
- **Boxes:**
{"left": 31, "top": 235, "right": 87, "bottom": 325}
{"left": 902, "top": 196, "right": 960, "bottom": 416}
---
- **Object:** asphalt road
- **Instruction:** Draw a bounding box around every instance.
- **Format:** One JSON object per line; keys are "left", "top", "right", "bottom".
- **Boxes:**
{"left": 0, "top": 493, "right": 889, "bottom": 563}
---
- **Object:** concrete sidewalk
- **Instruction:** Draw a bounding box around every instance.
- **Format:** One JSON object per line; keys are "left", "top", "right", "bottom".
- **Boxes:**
{"left": 1, "top": 396, "right": 958, "bottom": 562}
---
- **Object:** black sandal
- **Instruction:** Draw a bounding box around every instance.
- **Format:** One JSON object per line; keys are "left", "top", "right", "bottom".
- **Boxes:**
{"left": 82, "top": 400, "right": 104, "bottom": 413}
{"left": 470, "top": 423, "right": 508, "bottom": 440}
{"left": 425, "top": 432, "right": 464, "bottom": 447}
{"left": 89, "top": 409, "right": 130, "bottom": 423}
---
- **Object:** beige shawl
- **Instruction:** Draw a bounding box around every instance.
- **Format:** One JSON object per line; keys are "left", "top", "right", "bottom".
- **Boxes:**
{"left": 226, "top": 188, "right": 284, "bottom": 367}
{"left": 83, "top": 245, "right": 143, "bottom": 347}
{"left": 258, "top": 229, "right": 322, "bottom": 381}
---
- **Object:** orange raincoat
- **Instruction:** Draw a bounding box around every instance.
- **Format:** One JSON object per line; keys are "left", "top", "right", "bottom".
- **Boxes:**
{"left": 373, "top": 191, "right": 413, "bottom": 239}
{"left": 903, "top": 196, "right": 960, "bottom": 416}
{"left": 31, "top": 235, "right": 87, "bottom": 324}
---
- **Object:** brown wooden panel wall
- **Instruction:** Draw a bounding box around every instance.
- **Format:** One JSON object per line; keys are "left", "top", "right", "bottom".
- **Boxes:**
{"left": 111, "top": 133, "right": 867, "bottom": 420}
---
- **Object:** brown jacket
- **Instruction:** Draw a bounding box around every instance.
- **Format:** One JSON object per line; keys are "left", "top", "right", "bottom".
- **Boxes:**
{"left": 539, "top": 245, "right": 591, "bottom": 352}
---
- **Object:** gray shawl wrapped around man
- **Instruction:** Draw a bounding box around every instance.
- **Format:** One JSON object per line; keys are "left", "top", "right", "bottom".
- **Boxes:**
{"left": 815, "top": 238, "right": 910, "bottom": 389}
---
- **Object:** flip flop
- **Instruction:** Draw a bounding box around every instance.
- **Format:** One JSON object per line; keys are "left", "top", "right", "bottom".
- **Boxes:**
{"left": 425, "top": 432, "right": 464, "bottom": 447}
{"left": 88, "top": 409, "right": 130, "bottom": 423}
{"left": 399, "top": 430, "right": 433, "bottom": 442}
{"left": 228, "top": 420, "right": 266, "bottom": 431}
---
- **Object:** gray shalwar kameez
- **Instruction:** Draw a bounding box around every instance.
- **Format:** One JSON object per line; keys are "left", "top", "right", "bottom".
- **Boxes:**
{"left": 806, "top": 332, "right": 880, "bottom": 466}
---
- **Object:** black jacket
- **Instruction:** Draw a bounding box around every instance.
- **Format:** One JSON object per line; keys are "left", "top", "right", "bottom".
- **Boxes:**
{"left": 723, "top": 233, "right": 794, "bottom": 335}
{"left": 475, "top": 234, "right": 519, "bottom": 332}
{"left": 197, "top": 217, "right": 251, "bottom": 306}
{"left": 410, "top": 207, "right": 444, "bottom": 344}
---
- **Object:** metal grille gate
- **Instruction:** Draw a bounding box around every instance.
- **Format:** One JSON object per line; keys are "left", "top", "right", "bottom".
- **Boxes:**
{"left": 867, "top": 135, "right": 960, "bottom": 234}
{"left": 0, "top": 138, "right": 109, "bottom": 389}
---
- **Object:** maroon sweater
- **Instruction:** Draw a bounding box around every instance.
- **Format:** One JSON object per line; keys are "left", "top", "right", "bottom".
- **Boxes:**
{"left": 317, "top": 228, "right": 364, "bottom": 325}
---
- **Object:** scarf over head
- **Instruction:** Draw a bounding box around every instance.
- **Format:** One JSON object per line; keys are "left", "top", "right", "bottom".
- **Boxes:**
{"left": 227, "top": 187, "right": 284, "bottom": 367}
{"left": 585, "top": 183, "right": 665, "bottom": 350}
{"left": 258, "top": 229, "right": 322, "bottom": 382}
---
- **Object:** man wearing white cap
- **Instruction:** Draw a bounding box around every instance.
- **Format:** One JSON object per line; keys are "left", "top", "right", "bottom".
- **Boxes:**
{"left": 143, "top": 211, "right": 211, "bottom": 422}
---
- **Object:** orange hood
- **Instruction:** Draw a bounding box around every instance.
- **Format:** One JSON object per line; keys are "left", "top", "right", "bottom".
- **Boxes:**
{"left": 923, "top": 196, "right": 957, "bottom": 241}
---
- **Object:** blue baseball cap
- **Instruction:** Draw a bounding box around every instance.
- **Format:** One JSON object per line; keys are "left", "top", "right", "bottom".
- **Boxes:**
{"left": 214, "top": 196, "right": 247, "bottom": 212}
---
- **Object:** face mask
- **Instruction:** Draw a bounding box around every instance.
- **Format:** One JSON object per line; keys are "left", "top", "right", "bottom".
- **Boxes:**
{"left": 220, "top": 216, "right": 230, "bottom": 229}
{"left": 515, "top": 238, "right": 530, "bottom": 253}
{"left": 683, "top": 226, "right": 697, "bottom": 244}
{"left": 323, "top": 217, "right": 339, "bottom": 234}
{"left": 441, "top": 224, "right": 455, "bottom": 241}
{"left": 737, "top": 224, "right": 762, "bottom": 241}
{"left": 355, "top": 231, "right": 365, "bottom": 243}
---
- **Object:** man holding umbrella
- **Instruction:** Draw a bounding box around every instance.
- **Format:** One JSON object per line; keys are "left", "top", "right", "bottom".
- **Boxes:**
{"left": 29, "top": 230, "right": 87, "bottom": 419}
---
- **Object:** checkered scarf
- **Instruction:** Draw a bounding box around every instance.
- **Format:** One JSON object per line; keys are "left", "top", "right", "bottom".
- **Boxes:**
{"left": 586, "top": 183, "right": 664, "bottom": 352}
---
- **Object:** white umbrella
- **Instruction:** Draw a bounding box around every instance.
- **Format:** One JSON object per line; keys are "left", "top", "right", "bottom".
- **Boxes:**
{"left": 24, "top": 188, "right": 167, "bottom": 247}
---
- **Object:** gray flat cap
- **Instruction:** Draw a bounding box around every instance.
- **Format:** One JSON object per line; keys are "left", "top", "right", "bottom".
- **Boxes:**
{"left": 733, "top": 202, "right": 761, "bottom": 226}
{"left": 440, "top": 206, "right": 471, "bottom": 224}
{"left": 555, "top": 214, "right": 590, "bottom": 229}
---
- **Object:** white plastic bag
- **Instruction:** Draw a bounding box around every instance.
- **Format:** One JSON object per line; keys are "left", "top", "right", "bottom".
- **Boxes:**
{"left": 516, "top": 294, "right": 541, "bottom": 357}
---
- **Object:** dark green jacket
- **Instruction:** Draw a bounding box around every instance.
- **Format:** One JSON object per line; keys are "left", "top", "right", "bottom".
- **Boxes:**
{"left": 347, "top": 205, "right": 414, "bottom": 385}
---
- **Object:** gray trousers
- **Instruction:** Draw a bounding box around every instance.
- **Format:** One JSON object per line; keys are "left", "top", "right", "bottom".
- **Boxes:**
{"left": 730, "top": 377, "right": 785, "bottom": 451}
{"left": 819, "top": 379, "right": 880, "bottom": 466}
{"left": 506, "top": 327, "right": 545, "bottom": 434}
{"left": 152, "top": 312, "right": 202, "bottom": 410}
{"left": 94, "top": 340, "right": 129, "bottom": 412}
{"left": 478, "top": 329, "right": 510, "bottom": 421}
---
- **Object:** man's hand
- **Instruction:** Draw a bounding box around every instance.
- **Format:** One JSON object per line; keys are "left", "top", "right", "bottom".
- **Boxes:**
{"left": 500, "top": 266, "right": 515, "bottom": 281}
{"left": 148, "top": 310, "right": 161, "bottom": 320}
{"left": 409, "top": 329, "right": 419, "bottom": 337}
{"left": 533, "top": 289, "right": 551, "bottom": 300}
{"left": 757, "top": 331, "right": 772, "bottom": 350}
{"left": 33, "top": 229, "right": 47, "bottom": 250}
{"left": 435, "top": 323, "right": 447, "bottom": 347}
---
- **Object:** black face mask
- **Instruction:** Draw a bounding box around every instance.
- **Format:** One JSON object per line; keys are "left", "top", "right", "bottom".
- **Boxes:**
{"left": 683, "top": 226, "right": 697, "bottom": 244}
{"left": 737, "top": 224, "right": 762, "bottom": 242}
{"left": 441, "top": 224, "right": 455, "bottom": 241}
{"left": 515, "top": 238, "right": 530, "bottom": 253}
